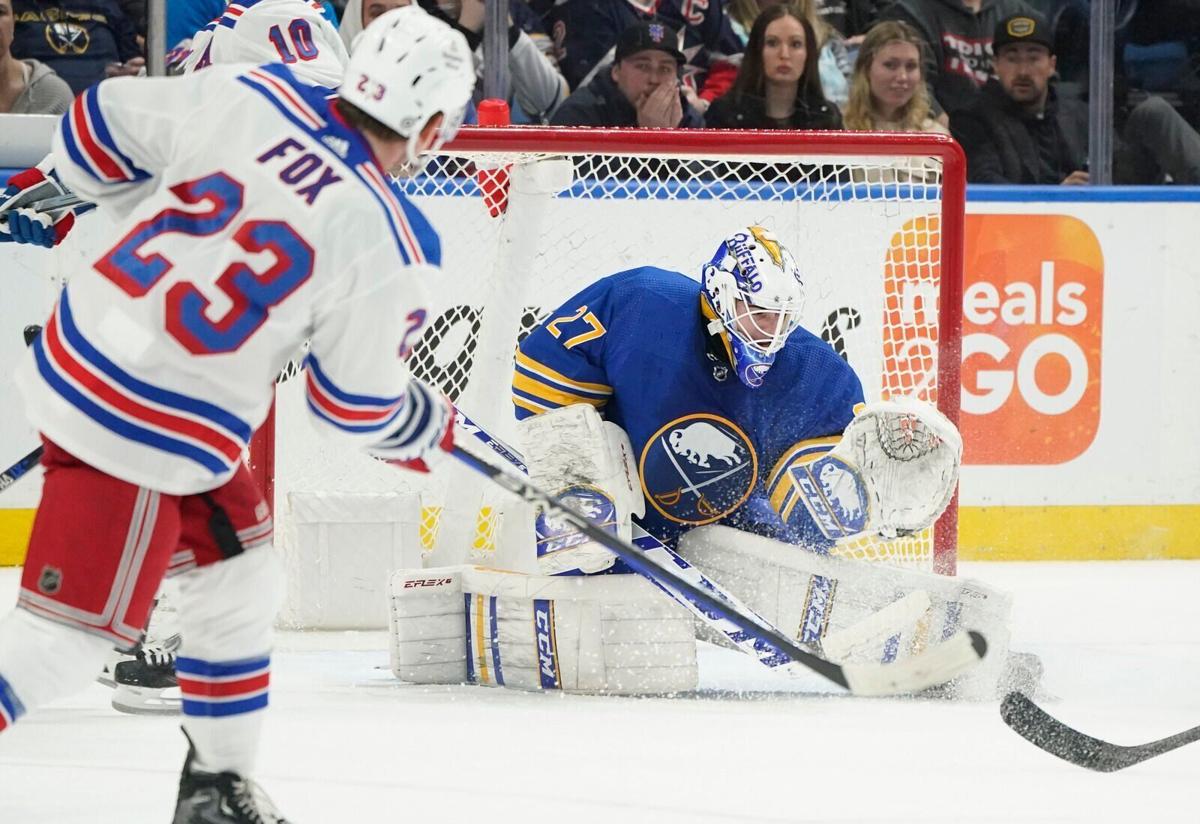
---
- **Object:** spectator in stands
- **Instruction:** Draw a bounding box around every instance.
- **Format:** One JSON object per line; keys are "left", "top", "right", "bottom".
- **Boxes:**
{"left": 877, "top": 0, "right": 1035, "bottom": 120}
{"left": 0, "top": 0, "right": 73, "bottom": 113}
{"left": 844, "top": 20, "right": 947, "bottom": 133}
{"left": 11, "top": 0, "right": 141, "bottom": 93}
{"left": 951, "top": 13, "right": 1200, "bottom": 184}
{"left": 727, "top": 0, "right": 853, "bottom": 109}
{"left": 705, "top": 5, "right": 842, "bottom": 130}
{"left": 815, "top": 0, "right": 881, "bottom": 41}
{"left": 551, "top": 21, "right": 703, "bottom": 127}
{"left": 340, "top": 0, "right": 567, "bottom": 123}
{"left": 550, "top": 0, "right": 742, "bottom": 112}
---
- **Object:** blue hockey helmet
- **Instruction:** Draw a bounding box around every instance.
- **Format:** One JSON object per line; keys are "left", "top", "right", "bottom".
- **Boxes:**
{"left": 700, "top": 226, "right": 806, "bottom": 388}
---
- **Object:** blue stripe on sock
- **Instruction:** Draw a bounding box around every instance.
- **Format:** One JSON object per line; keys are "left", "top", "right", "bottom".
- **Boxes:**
{"left": 181, "top": 693, "right": 269, "bottom": 718}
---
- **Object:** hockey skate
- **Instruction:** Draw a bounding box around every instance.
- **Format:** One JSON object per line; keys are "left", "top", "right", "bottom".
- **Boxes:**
{"left": 175, "top": 732, "right": 291, "bottom": 824}
{"left": 106, "top": 634, "right": 182, "bottom": 715}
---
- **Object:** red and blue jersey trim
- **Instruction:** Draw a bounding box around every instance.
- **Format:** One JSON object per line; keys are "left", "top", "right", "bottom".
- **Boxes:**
{"left": 217, "top": 3, "right": 247, "bottom": 28}
{"left": 235, "top": 63, "right": 441, "bottom": 267}
{"left": 241, "top": 65, "right": 326, "bottom": 131}
{"left": 177, "top": 655, "right": 270, "bottom": 718}
{"left": 32, "top": 291, "right": 253, "bottom": 477}
{"left": 59, "top": 84, "right": 151, "bottom": 186}
{"left": 304, "top": 354, "right": 405, "bottom": 434}
{"left": 0, "top": 672, "right": 26, "bottom": 732}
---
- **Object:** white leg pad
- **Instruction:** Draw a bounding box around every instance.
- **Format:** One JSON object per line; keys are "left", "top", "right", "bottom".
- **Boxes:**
{"left": 677, "top": 524, "right": 1013, "bottom": 698}
{"left": 389, "top": 565, "right": 698, "bottom": 694}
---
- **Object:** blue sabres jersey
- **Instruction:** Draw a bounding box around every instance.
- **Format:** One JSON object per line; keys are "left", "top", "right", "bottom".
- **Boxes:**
{"left": 513, "top": 267, "right": 865, "bottom": 549}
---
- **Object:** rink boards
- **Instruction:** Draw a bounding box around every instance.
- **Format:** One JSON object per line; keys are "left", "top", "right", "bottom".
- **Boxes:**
{"left": 1, "top": 169, "right": 1198, "bottom": 563}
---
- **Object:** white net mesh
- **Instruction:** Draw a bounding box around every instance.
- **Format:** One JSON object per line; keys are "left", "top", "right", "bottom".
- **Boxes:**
{"left": 267, "top": 131, "right": 960, "bottom": 573}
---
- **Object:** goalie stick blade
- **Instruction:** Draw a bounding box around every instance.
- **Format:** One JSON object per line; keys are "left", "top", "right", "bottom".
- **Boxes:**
{"left": 1000, "top": 692, "right": 1200, "bottom": 772}
{"left": 842, "top": 630, "right": 987, "bottom": 697}
{"left": 821, "top": 589, "right": 933, "bottom": 662}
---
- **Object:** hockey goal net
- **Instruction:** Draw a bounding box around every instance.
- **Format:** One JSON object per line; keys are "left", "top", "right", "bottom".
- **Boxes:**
{"left": 254, "top": 127, "right": 964, "bottom": 591}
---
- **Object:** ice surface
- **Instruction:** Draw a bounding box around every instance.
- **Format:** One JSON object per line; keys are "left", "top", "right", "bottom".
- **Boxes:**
{"left": 1, "top": 560, "right": 1198, "bottom": 823}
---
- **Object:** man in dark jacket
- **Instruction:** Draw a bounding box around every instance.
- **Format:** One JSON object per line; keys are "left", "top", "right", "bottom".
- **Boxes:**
{"left": 551, "top": 21, "right": 704, "bottom": 128}
{"left": 950, "top": 13, "right": 1088, "bottom": 183}
{"left": 952, "top": 13, "right": 1200, "bottom": 184}
{"left": 878, "top": 0, "right": 1035, "bottom": 118}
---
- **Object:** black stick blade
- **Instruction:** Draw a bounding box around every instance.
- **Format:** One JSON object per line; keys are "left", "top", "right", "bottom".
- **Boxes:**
{"left": 1001, "top": 691, "right": 1200, "bottom": 772}
{"left": 22, "top": 325, "right": 41, "bottom": 347}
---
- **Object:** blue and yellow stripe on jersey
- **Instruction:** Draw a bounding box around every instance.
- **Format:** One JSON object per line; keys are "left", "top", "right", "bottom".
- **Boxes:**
{"left": 766, "top": 436, "right": 840, "bottom": 523}
{"left": 512, "top": 351, "right": 612, "bottom": 418}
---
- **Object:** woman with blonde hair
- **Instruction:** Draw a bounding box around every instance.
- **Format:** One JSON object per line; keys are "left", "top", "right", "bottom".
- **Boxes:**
{"left": 843, "top": 20, "right": 948, "bottom": 134}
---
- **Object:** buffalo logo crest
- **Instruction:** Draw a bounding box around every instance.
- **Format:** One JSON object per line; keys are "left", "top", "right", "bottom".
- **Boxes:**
{"left": 640, "top": 414, "right": 757, "bottom": 524}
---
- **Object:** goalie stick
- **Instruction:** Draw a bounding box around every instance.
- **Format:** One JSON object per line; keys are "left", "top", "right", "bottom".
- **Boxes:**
{"left": 1000, "top": 691, "right": 1200, "bottom": 772}
{"left": 448, "top": 413, "right": 987, "bottom": 696}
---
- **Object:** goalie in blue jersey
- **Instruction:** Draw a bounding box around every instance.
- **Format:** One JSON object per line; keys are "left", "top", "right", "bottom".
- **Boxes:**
{"left": 512, "top": 225, "right": 962, "bottom": 576}
{"left": 389, "top": 227, "right": 1025, "bottom": 699}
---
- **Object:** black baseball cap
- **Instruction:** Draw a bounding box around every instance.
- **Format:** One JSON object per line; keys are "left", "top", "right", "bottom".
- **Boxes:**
{"left": 993, "top": 13, "right": 1055, "bottom": 54}
{"left": 615, "top": 21, "right": 686, "bottom": 64}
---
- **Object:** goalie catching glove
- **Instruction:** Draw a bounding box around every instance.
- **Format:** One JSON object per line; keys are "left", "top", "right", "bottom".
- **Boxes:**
{"left": 0, "top": 159, "right": 80, "bottom": 248}
{"left": 768, "top": 397, "right": 962, "bottom": 541}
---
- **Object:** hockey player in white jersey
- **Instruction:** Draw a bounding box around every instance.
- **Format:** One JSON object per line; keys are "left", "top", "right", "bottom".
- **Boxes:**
{"left": 182, "top": 0, "right": 349, "bottom": 87}
{"left": 0, "top": 7, "right": 474, "bottom": 823}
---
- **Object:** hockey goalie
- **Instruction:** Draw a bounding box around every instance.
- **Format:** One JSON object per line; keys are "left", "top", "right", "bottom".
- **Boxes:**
{"left": 390, "top": 226, "right": 1028, "bottom": 697}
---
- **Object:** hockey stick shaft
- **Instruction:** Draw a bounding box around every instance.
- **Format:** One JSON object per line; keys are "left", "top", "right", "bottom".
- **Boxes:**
{"left": 449, "top": 443, "right": 852, "bottom": 689}
{"left": 1001, "top": 691, "right": 1200, "bottom": 772}
{"left": 453, "top": 411, "right": 805, "bottom": 674}
{"left": 0, "top": 327, "right": 46, "bottom": 493}
{"left": 0, "top": 192, "right": 95, "bottom": 228}
{"left": 0, "top": 445, "right": 44, "bottom": 493}
{"left": 453, "top": 411, "right": 986, "bottom": 693}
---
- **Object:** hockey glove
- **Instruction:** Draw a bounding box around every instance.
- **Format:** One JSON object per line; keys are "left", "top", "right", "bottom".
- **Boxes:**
{"left": 369, "top": 378, "right": 456, "bottom": 473}
{"left": 0, "top": 162, "right": 78, "bottom": 248}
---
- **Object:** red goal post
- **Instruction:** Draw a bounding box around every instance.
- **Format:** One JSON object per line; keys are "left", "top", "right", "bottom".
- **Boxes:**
{"left": 250, "top": 127, "right": 965, "bottom": 577}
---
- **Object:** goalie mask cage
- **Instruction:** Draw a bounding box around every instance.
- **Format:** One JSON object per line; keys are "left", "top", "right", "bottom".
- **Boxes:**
{"left": 252, "top": 127, "right": 964, "bottom": 585}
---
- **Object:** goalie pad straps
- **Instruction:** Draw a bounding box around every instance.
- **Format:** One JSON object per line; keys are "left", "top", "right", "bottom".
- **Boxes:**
{"left": 518, "top": 404, "right": 644, "bottom": 575}
{"left": 388, "top": 566, "right": 697, "bottom": 695}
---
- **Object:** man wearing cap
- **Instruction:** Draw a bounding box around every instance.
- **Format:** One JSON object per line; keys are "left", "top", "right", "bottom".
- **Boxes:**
{"left": 551, "top": 21, "right": 705, "bottom": 128}
{"left": 951, "top": 12, "right": 1200, "bottom": 184}
{"left": 877, "top": 0, "right": 1036, "bottom": 120}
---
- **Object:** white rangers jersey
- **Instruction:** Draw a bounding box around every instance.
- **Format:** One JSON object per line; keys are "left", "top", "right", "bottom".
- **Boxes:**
{"left": 183, "top": 0, "right": 348, "bottom": 88}
{"left": 18, "top": 64, "right": 440, "bottom": 495}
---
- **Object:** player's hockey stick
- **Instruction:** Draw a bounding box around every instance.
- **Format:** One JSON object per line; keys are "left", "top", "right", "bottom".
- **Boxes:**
{"left": 0, "top": 192, "right": 95, "bottom": 228}
{"left": 453, "top": 411, "right": 977, "bottom": 690}
{"left": 0, "top": 446, "right": 43, "bottom": 494}
{"left": 449, "top": 437, "right": 986, "bottom": 697}
{"left": 0, "top": 325, "right": 46, "bottom": 494}
{"left": 1000, "top": 691, "right": 1200, "bottom": 772}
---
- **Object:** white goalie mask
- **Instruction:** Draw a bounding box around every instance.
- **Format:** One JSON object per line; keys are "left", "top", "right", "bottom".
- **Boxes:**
{"left": 340, "top": 5, "right": 475, "bottom": 168}
{"left": 700, "top": 226, "right": 806, "bottom": 388}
